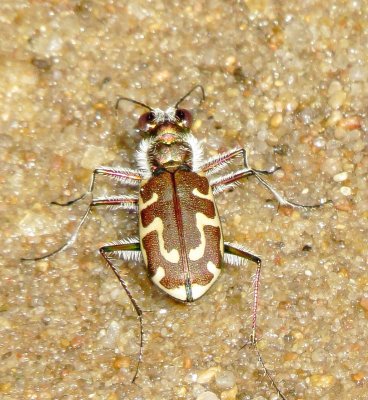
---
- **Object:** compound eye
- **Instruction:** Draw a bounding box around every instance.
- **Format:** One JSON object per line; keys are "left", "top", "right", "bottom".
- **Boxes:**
{"left": 137, "top": 111, "right": 155, "bottom": 132}
{"left": 175, "top": 108, "right": 192, "bottom": 128}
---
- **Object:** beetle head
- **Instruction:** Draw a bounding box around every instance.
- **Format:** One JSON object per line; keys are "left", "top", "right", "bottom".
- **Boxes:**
{"left": 115, "top": 85, "right": 204, "bottom": 140}
{"left": 136, "top": 107, "right": 193, "bottom": 137}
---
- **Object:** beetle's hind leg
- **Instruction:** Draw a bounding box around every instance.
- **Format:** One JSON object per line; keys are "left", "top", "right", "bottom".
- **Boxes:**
{"left": 224, "top": 242, "right": 261, "bottom": 344}
{"left": 21, "top": 196, "right": 138, "bottom": 261}
{"left": 224, "top": 242, "right": 287, "bottom": 400}
{"left": 99, "top": 239, "right": 144, "bottom": 383}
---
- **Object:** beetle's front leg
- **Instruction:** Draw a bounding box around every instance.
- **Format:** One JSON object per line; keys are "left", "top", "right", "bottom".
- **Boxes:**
{"left": 52, "top": 167, "right": 143, "bottom": 206}
{"left": 99, "top": 240, "right": 143, "bottom": 383}
{"left": 198, "top": 147, "right": 279, "bottom": 176}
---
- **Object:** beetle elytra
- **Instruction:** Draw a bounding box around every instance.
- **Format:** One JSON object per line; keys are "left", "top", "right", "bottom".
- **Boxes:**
{"left": 22, "top": 85, "right": 330, "bottom": 398}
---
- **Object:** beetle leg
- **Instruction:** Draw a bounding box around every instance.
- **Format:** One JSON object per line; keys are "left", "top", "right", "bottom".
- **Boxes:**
{"left": 199, "top": 147, "right": 279, "bottom": 176}
{"left": 224, "top": 242, "right": 288, "bottom": 400}
{"left": 211, "top": 168, "right": 254, "bottom": 195}
{"left": 241, "top": 148, "right": 329, "bottom": 208}
{"left": 21, "top": 205, "right": 91, "bottom": 261}
{"left": 21, "top": 196, "right": 138, "bottom": 261}
{"left": 198, "top": 148, "right": 244, "bottom": 175}
{"left": 92, "top": 195, "right": 138, "bottom": 211}
{"left": 52, "top": 167, "right": 142, "bottom": 206}
{"left": 239, "top": 147, "right": 280, "bottom": 175}
{"left": 212, "top": 167, "right": 329, "bottom": 208}
{"left": 251, "top": 172, "right": 331, "bottom": 208}
{"left": 100, "top": 240, "right": 143, "bottom": 383}
{"left": 224, "top": 242, "right": 261, "bottom": 344}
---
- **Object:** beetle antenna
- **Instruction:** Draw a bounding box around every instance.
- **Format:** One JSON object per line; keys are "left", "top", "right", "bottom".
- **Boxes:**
{"left": 115, "top": 97, "right": 154, "bottom": 112}
{"left": 174, "top": 85, "right": 205, "bottom": 108}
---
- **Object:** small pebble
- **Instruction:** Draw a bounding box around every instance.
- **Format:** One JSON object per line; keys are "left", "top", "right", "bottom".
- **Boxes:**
{"left": 360, "top": 296, "right": 368, "bottom": 311}
{"left": 197, "top": 367, "right": 220, "bottom": 384}
{"left": 183, "top": 356, "right": 193, "bottom": 369}
{"left": 283, "top": 352, "right": 298, "bottom": 362}
{"left": 101, "top": 320, "right": 121, "bottom": 348}
{"left": 220, "top": 386, "right": 238, "bottom": 400}
{"left": 311, "top": 349, "right": 327, "bottom": 363}
{"left": 333, "top": 172, "right": 348, "bottom": 182}
{"left": 326, "top": 110, "right": 342, "bottom": 126}
{"left": 334, "top": 199, "right": 353, "bottom": 211}
{"left": 328, "top": 91, "right": 347, "bottom": 109}
{"left": 299, "top": 108, "right": 315, "bottom": 125}
{"left": 270, "top": 113, "right": 283, "bottom": 128}
{"left": 328, "top": 80, "right": 343, "bottom": 95}
{"left": 351, "top": 371, "right": 367, "bottom": 384}
{"left": 338, "top": 116, "right": 361, "bottom": 130}
{"left": 349, "top": 65, "right": 368, "bottom": 81}
{"left": 340, "top": 186, "right": 352, "bottom": 196}
{"left": 60, "top": 338, "right": 70, "bottom": 348}
{"left": 322, "top": 157, "right": 342, "bottom": 175}
{"left": 0, "top": 383, "right": 11, "bottom": 393}
{"left": 113, "top": 355, "right": 130, "bottom": 369}
{"left": 309, "top": 374, "right": 336, "bottom": 388}
{"left": 35, "top": 260, "right": 49, "bottom": 273}
{"left": 313, "top": 136, "right": 326, "bottom": 148}
{"left": 176, "top": 386, "right": 187, "bottom": 396}
{"left": 215, "top": 370, "right": 236, "bottom": 389}
{"left": 196, "top": 391, "right": 220, "bottom": 400}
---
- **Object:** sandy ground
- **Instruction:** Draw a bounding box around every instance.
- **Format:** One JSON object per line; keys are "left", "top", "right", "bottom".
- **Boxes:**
{"left": 1, "top": 1, "right": 367, "bottom": 399}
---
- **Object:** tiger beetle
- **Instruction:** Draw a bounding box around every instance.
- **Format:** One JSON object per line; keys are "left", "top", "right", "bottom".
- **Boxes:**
{"left": 22, "top": 85, "right": 330, "bottom": 399}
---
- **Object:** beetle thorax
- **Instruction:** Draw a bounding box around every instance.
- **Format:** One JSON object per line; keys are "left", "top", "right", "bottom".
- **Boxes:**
{"left": 148, "top": 123, "right": 193, "bottom": 172}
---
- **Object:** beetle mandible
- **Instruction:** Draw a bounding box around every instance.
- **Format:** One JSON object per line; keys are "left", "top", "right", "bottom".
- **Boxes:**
{"left": 23, "top": 85, "right": 329, "bottom": 398}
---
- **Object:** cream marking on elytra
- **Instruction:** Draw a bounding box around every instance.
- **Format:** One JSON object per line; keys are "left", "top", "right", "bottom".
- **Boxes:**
{"left": 152, "top": 266, "right": 187, "bottom": 300}
{"left": 139, "top": 191, "right": 159, "bottom": 210}
{"left": 189, "top": 212, "right": 221, "bottom": 261}
{"left": 139, "top": 216, "right": 180, "bottom": 264}
{"left": 139, "top": 191, "right": 180, "bottom": 263}
{"left": 191, "top": 261, "right": 221, "bottom": 300}
{"left": 191, "top": 187, "right": 211, "bottom": 200}
{"left": 189, "top": 187, "right": 222, "bottom": 260}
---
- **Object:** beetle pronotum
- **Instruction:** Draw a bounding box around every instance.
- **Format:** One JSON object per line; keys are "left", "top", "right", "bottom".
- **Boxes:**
{"left": 23, "top": 85, "right": 330, "bottom": 399}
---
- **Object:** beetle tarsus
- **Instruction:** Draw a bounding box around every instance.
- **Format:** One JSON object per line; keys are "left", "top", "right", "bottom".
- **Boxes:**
{"left": 99, "top": 243, "right": 143, "bottom": 383}
{"left": 253, "top": 172, "right": 331, "bottom": 209}
{"left": 253, "top": 343, "right": 288, "bottom": 400}
{"left": 51, "top": 192, "right": 88, "bottom": 207}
